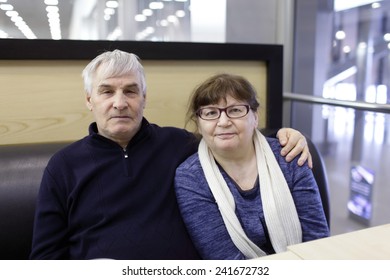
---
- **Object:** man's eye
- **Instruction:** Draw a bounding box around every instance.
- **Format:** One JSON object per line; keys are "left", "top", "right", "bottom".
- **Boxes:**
{"left": 100, "top": 89, "right": 113, "bottom": 94}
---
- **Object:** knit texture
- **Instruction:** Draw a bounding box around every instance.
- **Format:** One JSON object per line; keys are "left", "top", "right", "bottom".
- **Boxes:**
{"left": 197, "top": 130, "right": 302, "bottom": 258}
{"left": 174, "top": 137, "right": 330, "bottom": 260}
{"left": 30, "top": 119, "right": 201, "bottom": 260}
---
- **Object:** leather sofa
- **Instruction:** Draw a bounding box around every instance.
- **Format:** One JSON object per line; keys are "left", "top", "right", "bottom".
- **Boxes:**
{"left": 0, "top": 142, "right": 69, "bottom": 260}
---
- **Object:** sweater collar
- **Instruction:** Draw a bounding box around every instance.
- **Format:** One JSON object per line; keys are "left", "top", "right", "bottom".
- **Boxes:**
{"left": 88, "top": 118, "right": 151, "bottom": 148}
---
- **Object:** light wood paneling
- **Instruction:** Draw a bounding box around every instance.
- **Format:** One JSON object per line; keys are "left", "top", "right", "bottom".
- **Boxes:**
{"left": 0, "top": 60, "right": 266, "bottom": 145}
{"left": 144, "top": 60, "right": 267, "bottom": 130}
{"left": 0, "top": 60, "right": 89, "bottom": 145}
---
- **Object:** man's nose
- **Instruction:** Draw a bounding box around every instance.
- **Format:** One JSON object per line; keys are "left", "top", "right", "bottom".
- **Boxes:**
{"left": 113, "top": 93, "right": 128, "bottom": 110}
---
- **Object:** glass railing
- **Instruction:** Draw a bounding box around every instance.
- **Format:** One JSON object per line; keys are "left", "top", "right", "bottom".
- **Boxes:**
{"left": 284, "top": 92, "right": 390, "bottom": 236}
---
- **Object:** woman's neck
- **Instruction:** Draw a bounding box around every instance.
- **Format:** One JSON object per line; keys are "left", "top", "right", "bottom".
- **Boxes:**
{"left": 212, "top": 145, "right": 258, "bottom": 191}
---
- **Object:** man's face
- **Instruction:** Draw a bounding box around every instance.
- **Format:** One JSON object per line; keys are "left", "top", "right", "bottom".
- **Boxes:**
{"left": 86, "top": 65, "right": 146, "bottom": 147}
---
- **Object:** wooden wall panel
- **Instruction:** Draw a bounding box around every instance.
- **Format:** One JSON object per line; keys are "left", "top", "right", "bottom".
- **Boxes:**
{"left": 0, "top": 60, "right": 89, "bottom": 145}
{"left": 0, "top": 60, "right": 266, "bottom": 145}
{"left": 144, "top": 60, "right": 267, "bottom": 129}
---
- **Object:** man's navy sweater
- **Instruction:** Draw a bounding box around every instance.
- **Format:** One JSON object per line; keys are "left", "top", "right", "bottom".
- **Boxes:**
{"left": 30, "top": 119, "right": 201, "bottom": 259}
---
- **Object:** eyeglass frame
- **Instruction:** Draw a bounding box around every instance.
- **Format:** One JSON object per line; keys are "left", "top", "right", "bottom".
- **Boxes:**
{"left": 196, "top": 104, "right": 251, "bottom": 120}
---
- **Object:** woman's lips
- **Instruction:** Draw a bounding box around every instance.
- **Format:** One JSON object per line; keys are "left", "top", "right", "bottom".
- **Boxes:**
{"left": 216, "top": 133, "right": 235, "bottom": 139}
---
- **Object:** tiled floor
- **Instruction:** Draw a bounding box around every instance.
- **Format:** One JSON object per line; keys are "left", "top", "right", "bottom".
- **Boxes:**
{"left": 315, "top": 108, "right": 390, "bottom": 236}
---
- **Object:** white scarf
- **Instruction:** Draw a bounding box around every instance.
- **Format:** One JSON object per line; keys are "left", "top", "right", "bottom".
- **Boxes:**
{"left": 198, "top": 129, "right": 302, "bottom": 258}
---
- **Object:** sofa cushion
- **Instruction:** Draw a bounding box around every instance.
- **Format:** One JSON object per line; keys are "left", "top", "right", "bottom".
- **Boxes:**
{"left": 0, "top": 142, "right": 69, "bottom": 260}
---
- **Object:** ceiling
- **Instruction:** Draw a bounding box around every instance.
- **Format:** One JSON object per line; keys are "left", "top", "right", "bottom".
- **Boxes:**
{"left": 0, "top": 0, "right": 73, "bottom": 39}
{"left": 0, "top": 0, "right": 192, "bottom": 41}
{"left": 1, "top": 0, "right": 389, "bottom": 43}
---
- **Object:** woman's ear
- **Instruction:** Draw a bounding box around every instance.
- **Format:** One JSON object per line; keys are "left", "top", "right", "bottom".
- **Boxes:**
{"left": 196, "top": 120, "right": 203, "bottom": 135}
{"left": 253, "top": 110, "right": 259, "bottom": 128}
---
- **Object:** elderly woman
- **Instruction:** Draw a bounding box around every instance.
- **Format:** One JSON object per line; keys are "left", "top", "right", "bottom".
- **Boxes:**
{"left": 174, "top": 73, "right": 329, "bottom": 260}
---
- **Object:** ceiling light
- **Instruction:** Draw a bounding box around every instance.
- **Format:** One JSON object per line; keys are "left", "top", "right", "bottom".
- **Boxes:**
{"left": 45, "top": 0, "right": 58, "bottom": 5}
{"left": 104, "top": 8, "right": 115, "bottom": 15}
{"left": 1, "top": 4, "right": 37, "bottom": 39}
{"left": 46, "top": 6, "right": 59, "bottom": 13}
{"left": 142, "top": 9, "right": 153, "bottom": 16}
{"left": 15, "top": 21, "right": 37, "bottom": 39}
{"left": 45, "top": 2, "right": 61, "bottom": 40}
{"left": 160, "top": 19, "right": 168, "bottom": 26}
{"left": 384, "top": 33, "right": 390, "bottom": 41}
{"left": 106, "top": 1, "right": 119, "bottom": 8}
{"left": 0, "top": 4, "right": 13, "bottom": 10}
{"left": 175, "top": 10, "right": 185, "bottom": 17}
{"left": 343, "top": 45, "right": 351, "bottom": 53}
{"left": 167, "top": 15, "right": 178, "bottom": 23}
{"left": 145, "top": 27, "right": 155, "bottom": 34}
{"left": 358, "top": 42, "right": 367, "bottom": 49}
{"left": 5, "top": 10, "right": 17, "bottom": 17}
{"left": 10, "top": 15, "right": 22, "bottom": 23}
{"left": 149, "top": 2, "right": 164, "bottom": 9}
{"left": 335, "top": 30, "right": 346, "bottom": 40}
{"left": 135, "top": 14, "right": 147, "bottom": 21}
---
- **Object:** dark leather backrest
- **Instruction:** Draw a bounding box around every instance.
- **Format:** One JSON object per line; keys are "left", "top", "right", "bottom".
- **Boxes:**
{"left": 0, "top": 142, "right": 69, "bottom": 260}
{"left": 260, "top": 129, "right": 331, "bottom": 227}
{"left": 306, "top": 137, "right": 331, "bottom": 228}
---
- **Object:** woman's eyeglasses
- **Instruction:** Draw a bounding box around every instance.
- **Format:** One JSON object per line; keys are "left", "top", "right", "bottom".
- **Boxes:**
{"left": 196, "top": 104, "right": 250, "bottom": 120}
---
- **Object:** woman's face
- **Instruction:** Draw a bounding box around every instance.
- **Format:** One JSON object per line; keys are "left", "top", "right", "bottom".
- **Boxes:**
{"left": 197, "top": 95, "right": 258, "bottom": 155}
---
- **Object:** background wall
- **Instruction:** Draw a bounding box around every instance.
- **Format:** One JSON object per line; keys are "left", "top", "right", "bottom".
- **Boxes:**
{"left": 0, "top": 60, "right": 267, "bottom": 145}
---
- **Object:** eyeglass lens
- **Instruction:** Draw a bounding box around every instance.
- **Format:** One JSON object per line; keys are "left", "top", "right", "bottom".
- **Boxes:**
{"left": 198, "top": 105, "right": 249, "bottom": 120}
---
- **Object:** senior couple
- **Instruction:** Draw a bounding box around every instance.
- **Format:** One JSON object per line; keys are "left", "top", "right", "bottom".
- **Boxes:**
{"left": 30, "top": 50, "right": 329, "bottom": 260}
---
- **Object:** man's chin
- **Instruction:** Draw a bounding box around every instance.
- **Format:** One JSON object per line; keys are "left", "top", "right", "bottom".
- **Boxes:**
{"left": 114, "top": 122, "right": 140, "bottom": 133}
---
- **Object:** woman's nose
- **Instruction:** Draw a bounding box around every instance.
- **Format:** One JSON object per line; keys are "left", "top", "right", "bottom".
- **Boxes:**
{"left": 217, "top": 111, "right": 231, "bottom": 126}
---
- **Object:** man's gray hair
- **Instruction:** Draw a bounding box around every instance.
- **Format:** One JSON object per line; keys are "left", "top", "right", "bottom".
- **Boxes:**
{"left": 82, "top": 49, "right": 146, "bottom": 95}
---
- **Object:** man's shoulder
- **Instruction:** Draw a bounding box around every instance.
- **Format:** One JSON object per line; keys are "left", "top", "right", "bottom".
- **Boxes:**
{"left": 48, "top": 137, "right": 89, "bottom": 163}
{"left": 148, "top": 123, "right": 196, "bottom": 142}
{"left": 149, "top": 123, "right": 189, "bottom": 134}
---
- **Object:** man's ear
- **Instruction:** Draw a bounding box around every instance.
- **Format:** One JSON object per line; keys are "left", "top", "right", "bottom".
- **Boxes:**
{"left": 86, "top": 95, "right": 93, "bottom": 111}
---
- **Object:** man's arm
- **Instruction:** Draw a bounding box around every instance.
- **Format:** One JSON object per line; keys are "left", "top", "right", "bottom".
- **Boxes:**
{"left": 261, "top": 128, "right": 313, "bottom": 168}
{"left": 30, "top": 168, "right": 69, "bottom": 259}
